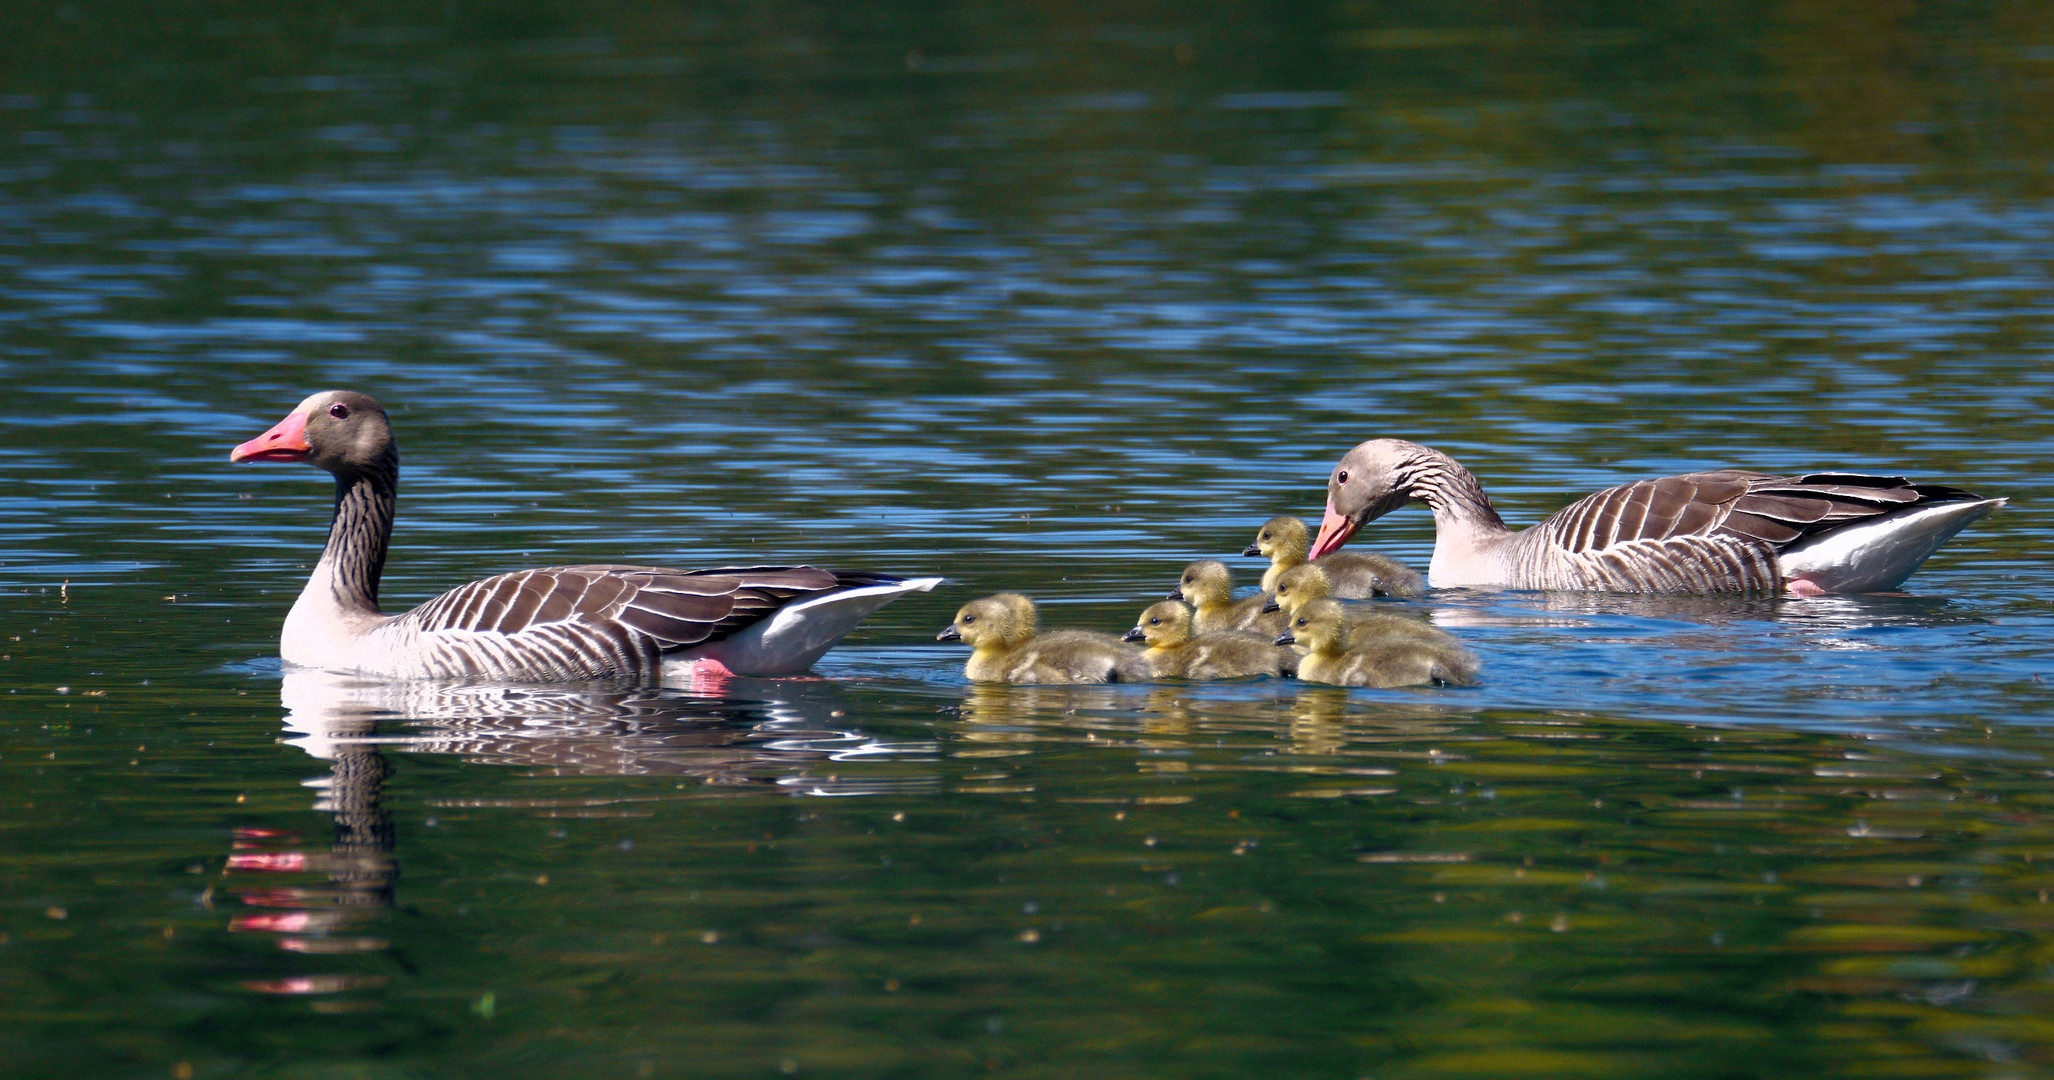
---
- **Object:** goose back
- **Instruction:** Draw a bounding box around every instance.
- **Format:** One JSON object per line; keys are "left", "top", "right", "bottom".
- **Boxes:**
{"left": 347, "top": 565, "right": 912, "bottom": 680}
{"left": 1508, "top": 471, "right": 1995, "bottom": 592}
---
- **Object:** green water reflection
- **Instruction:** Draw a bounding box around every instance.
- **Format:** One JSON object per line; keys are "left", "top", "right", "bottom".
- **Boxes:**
{"left": 11, "top": 645, "right": 2054, "bottom": 1078}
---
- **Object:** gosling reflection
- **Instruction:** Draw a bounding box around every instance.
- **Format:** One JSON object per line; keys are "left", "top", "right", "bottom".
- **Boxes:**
{"left": 1284, "top": 686, "right": 1472, "bottom": 757}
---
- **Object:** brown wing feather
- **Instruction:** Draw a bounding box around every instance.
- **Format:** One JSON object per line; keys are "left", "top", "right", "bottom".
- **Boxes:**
{"left": 1721, "top": 472, "right": 1983, "bottom": 549}
{"left": 397, "top": 564, "right": 868, "bottom": 664}
{"left": 1544, "top": 472, "right": 1757, "bottom": 553}
{"left": 1544, "top": 468, "right": 1989, "bottom": 562}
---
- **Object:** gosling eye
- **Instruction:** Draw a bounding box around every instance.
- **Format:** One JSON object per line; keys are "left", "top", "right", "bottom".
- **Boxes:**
{"left": 1259, "top": 531, "right": 1270, "bottom": 541}
{"left": 329, "top": 402, "right": 351, "bottom": 419}
{"left": 962, "top": 615, "right": 976, "bottom": 624}
{"left": 1148, "top": 617, "right": 1160, "bottom": 625}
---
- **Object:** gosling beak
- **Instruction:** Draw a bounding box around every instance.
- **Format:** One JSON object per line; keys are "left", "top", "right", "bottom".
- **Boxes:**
{"left": 936, "top": 625, "right": 961, "bottom": 642}
{"left": 1120, "top": 626, "right": 1145, "bottom": 643}
{"left": 1165, "top": 588, "right": 1185, "bottom": 602}
{"left": 1240, "top": 542, "right": 1262, "bottom": 557}
{"left": 1259, "top": 598, "right": 1280, "bottom": 614}
{"left": 1273, "top": 631, "right": 1296, "bottom": 646}
{"left": 1308, "top": 497, "right": 1359, "bottom": 560}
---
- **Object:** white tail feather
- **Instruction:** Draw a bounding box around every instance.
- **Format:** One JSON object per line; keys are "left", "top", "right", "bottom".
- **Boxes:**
{"left": 1780, "top": 498, "right": 2005, "bottom": 592}
{"left": 667, "top": 577, "right": 943, "bottom": 677}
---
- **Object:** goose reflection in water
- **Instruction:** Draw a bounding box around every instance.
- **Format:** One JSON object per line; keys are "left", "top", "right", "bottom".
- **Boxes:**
{"left": 226, "top": 669, "right": 940, "bottom": 999}
{"left": 276, "top": 668, "right": 940, "bottom": 787}
{"left": 1425, "top": 589, "right": 1984, "bottom": 627}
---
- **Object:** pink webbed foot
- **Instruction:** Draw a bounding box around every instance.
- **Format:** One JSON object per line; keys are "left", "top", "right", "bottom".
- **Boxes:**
{"left": 683, "top": 657, "right": 736, "bottom": 694}
{"left": 1784, "top": 577, "right": 1829, "bottom": 598}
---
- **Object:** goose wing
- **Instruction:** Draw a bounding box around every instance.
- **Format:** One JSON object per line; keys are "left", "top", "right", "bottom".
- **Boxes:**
{"left": 390, "top": 564, "right": 863, "bottom": 679}
{"left": 1534, "top": 471, "right": 1983, "bottom": 592}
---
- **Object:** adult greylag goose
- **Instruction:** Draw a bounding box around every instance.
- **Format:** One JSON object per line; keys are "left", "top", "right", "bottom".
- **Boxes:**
{"left": 1121, "top": 600, "right": 1292, "bottom": 679}
{"left": 230, "top": 391, "right": 940, "bottom": 681}
{"left": 1243, "top": 515, "right": 1425, "bottom": 598}
{"left": 1170, "top": 560, "right": 1283, "bottom": 636}
{"left": 1261, "top": 564, "right": 1449, "bottom": 650}
{"left": 1277, "top": 599, "right": 1479, "bottom": 688}
{"left": 937, "top": 593, "right": 1149, "bottom": 684}
{"left": 1311, "top": 439, "right": 2005, "bottom": 595}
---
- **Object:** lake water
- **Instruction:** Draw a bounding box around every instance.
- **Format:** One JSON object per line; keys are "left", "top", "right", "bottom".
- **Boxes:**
{"left": 6, "top": 2, "right": 2054, "bottom": 1077}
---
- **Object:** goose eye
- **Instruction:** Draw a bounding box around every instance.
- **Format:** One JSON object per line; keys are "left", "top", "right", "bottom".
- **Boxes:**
{"left": 329, "top": 402, "right": 351, "bottom": 419}
{"left": 1336, "top": 469, "right": 1349, "bottom": 485}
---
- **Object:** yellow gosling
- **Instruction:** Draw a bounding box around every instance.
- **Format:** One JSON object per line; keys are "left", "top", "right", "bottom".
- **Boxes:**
{"left": 938, "top": 593, "right": 1150, "bottom": 684}
{"left": 1277, "top": 599, "right": 1478, "bottom": 688}
{"left": 1266, "top": 564, "right": 1445, "bottom": 649}
{"left": 1171, "top": 559, "right": 1284, "bottom": 636}
{"left": 1122, "top": 600, "right": 1291, "bottom": 680}
{"left": 1245, "top": 515, "right": 1425, "bottom": 598}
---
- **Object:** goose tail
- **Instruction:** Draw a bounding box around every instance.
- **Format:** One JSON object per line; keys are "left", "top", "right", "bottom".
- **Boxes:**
{"left": 1779, "top": 497, "right": 2005, "bottom": 593}
{"left": 667, "top": 576, "right": 943, "bottom": 677}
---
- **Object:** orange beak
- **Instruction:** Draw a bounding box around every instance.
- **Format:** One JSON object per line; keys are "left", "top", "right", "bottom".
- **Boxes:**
{"left": 1308, "top": 499, "right": 1358, "bottom": 560}
{"left": 230, "top": 409, "right": 311, "bottom": 463}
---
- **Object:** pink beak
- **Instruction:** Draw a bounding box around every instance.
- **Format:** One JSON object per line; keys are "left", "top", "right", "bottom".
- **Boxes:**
{"left": 230, "top": 409, "right": 311, "bottom": 463}
{"left": 1309, "top": 499, "right": 1358, "bottom": 560}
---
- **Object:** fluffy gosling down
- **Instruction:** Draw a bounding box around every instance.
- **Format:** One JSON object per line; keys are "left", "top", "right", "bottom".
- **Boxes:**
{"left": 1245, "top": 515, "right": 1425, "bottom": 598}
{"left": 1278, "top": 598, "right": 1479, "bottom": 688}
{"left": 1265, "top": 564, "right": 1446, "bottom": 649}
{"left": 1122, "top": 600, "right": 1293, "bottom": 680}
{"left": 938, "top": 593, "right": 1151, "bottom": 684}
{"left": 1172, "top": 559, "right": 1284, "bottom": 636}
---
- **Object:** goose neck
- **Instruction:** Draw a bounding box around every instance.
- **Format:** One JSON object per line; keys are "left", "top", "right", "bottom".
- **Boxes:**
{"left": 1404, "top": 447, "right": 1510, "bottom": 538}
{"left": 314, "top": 465, "right": 396, "bottom": 615}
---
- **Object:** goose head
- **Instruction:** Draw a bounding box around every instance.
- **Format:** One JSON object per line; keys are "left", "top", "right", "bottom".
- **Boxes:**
{"left": 1122, "top": 600, "right": 1195, "bottom": 648}
{"left": 231, "top": 390, "right": 396, "bottom": 478}
{"left": 938, "top": 593, "right": 1037, "bottom": 648}
{"left": 1275, "top": 598, "right": 1347, "bottom": 652}
{"left": 1169, "top": 559, "right": 1234, "bottom": 608}
{"left": 1265, "top": 563, "right": 1333, "bottom": 616}
{"left": 1311, "top": 439, "right": 1416, "bottom": 559}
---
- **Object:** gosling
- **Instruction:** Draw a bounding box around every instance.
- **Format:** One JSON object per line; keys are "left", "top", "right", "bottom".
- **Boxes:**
{"left": 1277, "top": 598, "right": 1479, "bottom": 688}
{"left": 1122, "top": 600, "right": 1292, "bottom": 680}
{"left": 1265, "top": 564, "right": 1446, "bottom": 649}
{"left": 1171, "top": 559, "right": 1284, "bottom": 636}
{"left": 938, "top": 593, "right": 1151, "bottom": 684}
{"left": 1244, "top": 515, "right": 1425, "bottom": 598}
